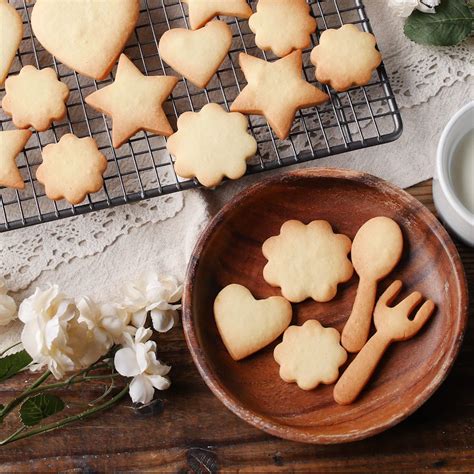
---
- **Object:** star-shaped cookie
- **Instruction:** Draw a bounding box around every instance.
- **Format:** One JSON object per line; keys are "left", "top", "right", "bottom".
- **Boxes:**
{"left": 183, "top": 0, "right": 252, "bottom": 30}
{"left": 85, "top": 54, "right": 178, "bottom": 148}
{"left": 310, "top": 24, "right": 382, "bottom": 92}
{"left": 230, "top": 51, "right": 329, "bottom": 140}
{"left": 166, "top": 103, "right": 257, "bottom": 187}
{"left": 2, "top": 65, "right": 69, "bottom": 132}
{"left": 0, "top": 129, "right": 31, "bottom": 190}
{"left": 36, "top": 134, "right": 107, "bottom": 205}
{"left": 249, "top": 0, "right": 316, "bottom": 57}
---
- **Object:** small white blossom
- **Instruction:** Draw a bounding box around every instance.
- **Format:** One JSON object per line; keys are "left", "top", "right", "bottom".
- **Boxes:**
{"left": 122, "top": 273, "right": 182, "bottom": 333}
{"left": 18, "top": 285, "right": 109, "bottom": 379}
{"left": 388, "top": 0, "right": 439, "bottom": 16}
{"left": 416, "top": 0, "right": 440, "bottom": 14}
{"left": 114, "top": 327, "right": 171, "bottom": 404}
{"left": 388, "top": 0, "right": 419, "bottom": 17}
{"left": 0, "top": 278, "right": 17, "bottom": 326}
{"left": 77, "top": 297, "right": 135, "bottom": 347}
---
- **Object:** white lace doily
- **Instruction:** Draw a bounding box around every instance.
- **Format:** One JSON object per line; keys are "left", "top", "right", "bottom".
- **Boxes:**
{"left": 0, "top": 192, "right": 183, "bottom": 292}
{"left": 368, "top": 4, "right": 473, "bottom": 109}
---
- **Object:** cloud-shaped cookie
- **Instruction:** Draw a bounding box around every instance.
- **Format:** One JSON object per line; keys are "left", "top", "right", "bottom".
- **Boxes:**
{"left": 249, "top": 0, "right": 316, "bottom": 57}
{"left": 310, "top": 24, "right": 382, "bottom": 92}
{"left": 36, "top": 134, "right": 107, "bottom": 205}
{"left": 167, "top": 103, "right": 257, "bottom": 188}
{"left": 262, "top": 220, "right": 353, "bottom": 303}
{"left": 2, "top": 65, "right": 69, "bottom": 131}
{"left": 274, "top": 320, "right": 347, "bottom": 390}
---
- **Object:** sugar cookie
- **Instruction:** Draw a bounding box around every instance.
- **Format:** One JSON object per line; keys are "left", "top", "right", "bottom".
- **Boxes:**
{"left": 0, "top": 0, "right": 23, "bottom": 85}
{"left": 0, "top": 130, "right": 31, "bottom": 190}
{"left": 2, "top": 66, "right": 69, "bottom": 132}
{"left": 166, "top": 103, "right": 257, "bottom": 188}
{"left": 341, "top": 216, "right": 403, "bottom": 353}
{"left": 230, "top": 51, "right": 329, "bottom": 140}
{"left": 249, "top": 0, "right": 316, "bottom": 57}
{"left": 183, "top": 0, "right": 252, "bottom": 30}
{"left": 85, "top": 54, "right": 178, "bottom": 148}
{"left": 159, "top": 20, "right": 232, "bottom": 89}
{"left": 214, "top": 284, "right": 292, "bottom": 361}
{"left": 334, "top": 280, "right": 435, "bottom": 405}
{"left": 262, "top": 220, "right": 353, "bottom": 303}
{"left": 36, "top": 134, "right": 107, "bottom": 205}
{"left": 310, "top": 24, "right": 382, "bottom": 92}
{"left": 31, "top": 0, "right": 140, "bottom": 80}
{"left": 274, "top": 320, "right": 347, "bottom": 390}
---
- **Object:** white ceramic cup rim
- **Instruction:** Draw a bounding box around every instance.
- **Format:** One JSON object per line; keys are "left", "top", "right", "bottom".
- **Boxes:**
{"left": 436, "top": 101, "right": 474, "bottom": 226}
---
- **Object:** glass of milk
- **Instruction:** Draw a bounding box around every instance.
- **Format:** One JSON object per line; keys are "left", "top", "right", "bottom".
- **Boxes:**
{"left": 433, "top": 102, "right": 474, "bottom": 246}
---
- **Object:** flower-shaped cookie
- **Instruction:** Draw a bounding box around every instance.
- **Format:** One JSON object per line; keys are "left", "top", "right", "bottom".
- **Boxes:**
{"left": 166, "top": 103, "right": 257, "bottom": 187}
{"left": 36, "top": 134, "right": 107, "bottom": 205}
{"left": 2, "top": 65, "right": 69, "bottom": 131}
{"left": 310, "top": 24, "right": 382, "bottom": 92}
{"left": 262, "top": 220, "right": 353, "bottom": 303}
{"left": 249, "top": 0, "right": 317, "bottom": 57}
{"left": 274, "top": 320, "right": 347, "bottom": 390}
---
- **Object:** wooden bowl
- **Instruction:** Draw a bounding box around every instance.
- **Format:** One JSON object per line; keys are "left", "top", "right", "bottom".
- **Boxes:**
{"left": 182, "top": 168, "right": 468, "bottom": 444}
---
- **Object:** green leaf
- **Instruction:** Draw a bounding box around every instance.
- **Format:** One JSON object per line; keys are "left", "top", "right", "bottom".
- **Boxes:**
{"left": 20, "top": 394, "right": 65, "bottom": 427}
{"left": 404, "top": 0, "right": 473, "bottom": 46}
{"left": 0, "top": 350, "right": 32, "bottom": 382}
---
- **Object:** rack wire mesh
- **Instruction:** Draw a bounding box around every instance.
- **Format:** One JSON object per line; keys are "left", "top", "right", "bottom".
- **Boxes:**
{"left": 0, "top": 0, "right": 402, "bottom": 232}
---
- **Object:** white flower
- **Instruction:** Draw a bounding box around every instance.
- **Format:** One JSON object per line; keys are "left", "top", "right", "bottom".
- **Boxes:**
{"left": 416, "top": 0, "right": 440, "bottom": 14}
{"left": 0, "top": 278, "right": 17, "bottom": 326}
{"left": 388, "top": 0, "right": 440, "bottom": 16}
{"left": 122, "top": 273, "right": 182, "bottom": 333}
{"left": 18, "top": 285, "right": 109, "bottom": 379}
{"left": 114, "top": 326, "right": 171, "bottom": 404}
{"left": 388, "top": 0, "right": 419, "bottom": 17}
{"left": 77, "top": 297, "right": 134, "bottom": 347}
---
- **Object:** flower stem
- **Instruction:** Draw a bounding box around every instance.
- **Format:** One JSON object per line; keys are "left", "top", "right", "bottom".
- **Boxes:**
{"left": 25, "top": 373, "right": 121, "bottom": 397}
{"left": 0, "top": 385, "right": 129, "bottom": 446}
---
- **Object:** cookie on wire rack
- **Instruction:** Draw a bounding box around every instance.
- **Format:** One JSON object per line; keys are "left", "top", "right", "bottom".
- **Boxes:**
{"left": 230, "top": 50, "right": 329, "bottom": 140}
{"left": 310, "top": 24, "right": 382, "bottom": 92}
{"left": 36, "top": 134, "right": 108, "bottom": 205}
{"left": 2, "top": 65, "right": 69, "bottom": 132}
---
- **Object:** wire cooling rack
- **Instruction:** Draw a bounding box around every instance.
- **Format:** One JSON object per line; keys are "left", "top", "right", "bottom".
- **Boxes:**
{"left": 0, "top": 0, "right": 402, "bottom": 232}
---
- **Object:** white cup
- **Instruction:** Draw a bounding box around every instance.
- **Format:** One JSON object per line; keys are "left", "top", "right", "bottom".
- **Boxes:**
{"left": 433, "top": 102, "right": 474, "bottom": 247}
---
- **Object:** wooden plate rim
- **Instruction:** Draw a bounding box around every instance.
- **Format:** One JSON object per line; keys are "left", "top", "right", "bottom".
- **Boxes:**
{"left": 182, "top": 168, "right": 469, "bottom": 444}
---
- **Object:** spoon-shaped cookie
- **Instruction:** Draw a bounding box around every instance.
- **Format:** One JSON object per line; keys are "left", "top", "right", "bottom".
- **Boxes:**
{"left": 341, "top": 217, "right": 403, "bottom": 353}
{"left": 334, "top": 280, "right": 435, "bottom": 405}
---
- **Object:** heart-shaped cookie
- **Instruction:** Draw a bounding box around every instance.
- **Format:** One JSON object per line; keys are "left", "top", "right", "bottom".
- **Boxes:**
{"left": 31, "top": 0, "right": 140, "bottom": 81}
{"left": 214, "top": 284, "right": 292, "bottom": 361}
{"left": 159, "top": 20, "right": 232, "bottom": 89}
{"left": 0, "top": 0, "right": 23, "bottom": 85}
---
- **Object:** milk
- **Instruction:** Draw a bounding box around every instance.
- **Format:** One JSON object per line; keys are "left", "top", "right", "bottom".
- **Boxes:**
{"left": 450, "top": 129, "right": 474, "bottom": 214}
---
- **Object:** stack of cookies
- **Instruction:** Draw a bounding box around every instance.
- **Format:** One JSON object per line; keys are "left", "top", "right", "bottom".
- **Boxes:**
{"left": 0, "top": 0, "right": 383, "bottom": 205}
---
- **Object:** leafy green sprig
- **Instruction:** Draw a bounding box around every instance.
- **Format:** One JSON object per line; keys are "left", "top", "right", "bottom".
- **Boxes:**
{"left": 404, "top": 0, "right": 473, "bottom": 46}
{"left": 0, "top": 344, "right": 128, "bottom": 446}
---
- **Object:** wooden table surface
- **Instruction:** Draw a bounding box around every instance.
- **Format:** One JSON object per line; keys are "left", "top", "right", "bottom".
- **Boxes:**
{"left": 0, "top": 180, "right": 472, "bottom": 472}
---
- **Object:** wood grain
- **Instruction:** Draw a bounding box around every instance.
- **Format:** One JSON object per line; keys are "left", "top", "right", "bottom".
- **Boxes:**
{"left": 183, "top": 169, "right": 468, "bottom": 443}
{"left": 0, "top": 179, "right": 472, "bottom": 472}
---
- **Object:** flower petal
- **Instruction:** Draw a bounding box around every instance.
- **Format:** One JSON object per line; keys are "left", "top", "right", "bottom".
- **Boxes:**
{"left": 129, "top": 374, "right": 155, "bottom": 404}
{"left": 148, "top": 374, "right": 171, "bottom": 391}
{"left": 150, "top": 309, "right": 175, "bottom": 333}
{"left": 114, "top": 347, "right": 141, "bottom": 377}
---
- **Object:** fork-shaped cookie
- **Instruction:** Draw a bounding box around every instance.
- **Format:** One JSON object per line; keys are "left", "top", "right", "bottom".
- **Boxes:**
{"left": 334, "top": 280, "right": 435, "bottom": 405}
